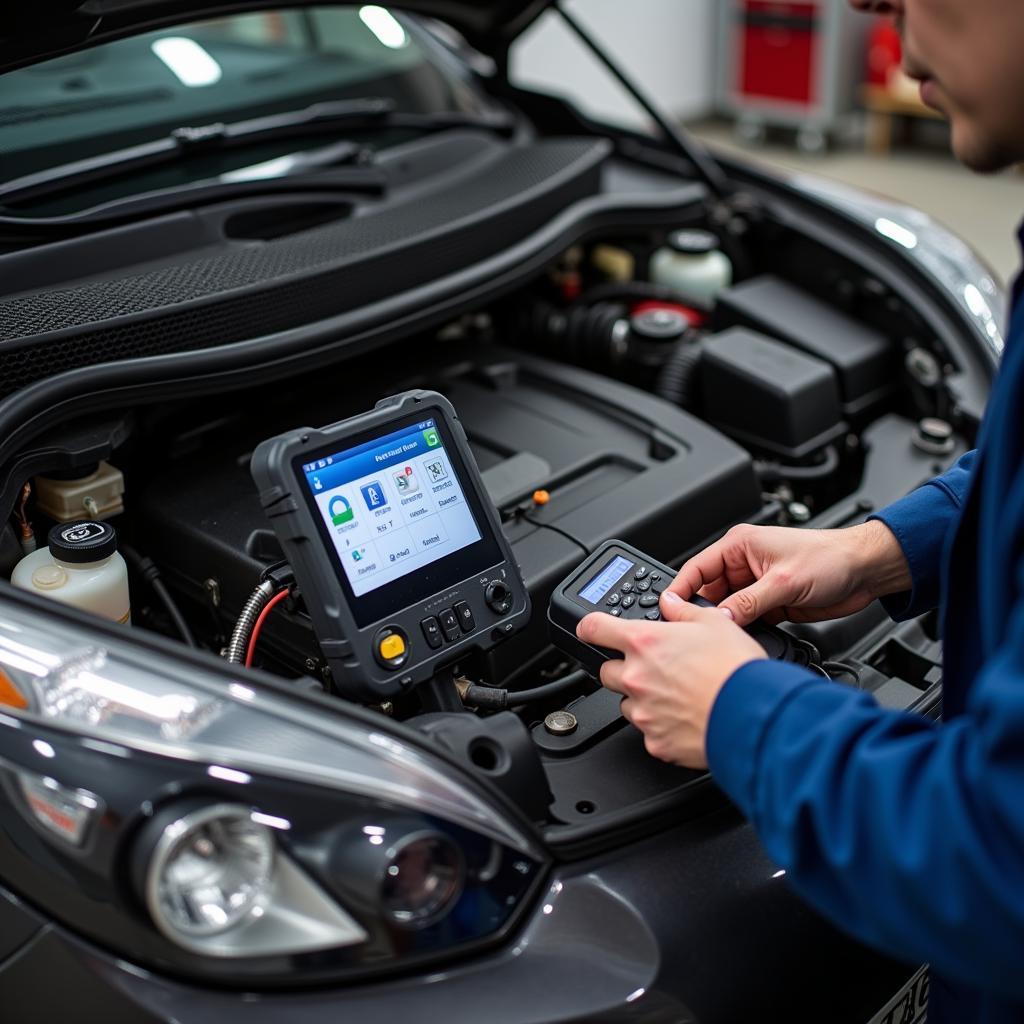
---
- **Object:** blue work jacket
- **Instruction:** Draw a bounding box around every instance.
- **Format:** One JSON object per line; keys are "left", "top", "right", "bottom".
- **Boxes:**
{"left": 707, "top": 289, "right": 1024, "bottom": 1023}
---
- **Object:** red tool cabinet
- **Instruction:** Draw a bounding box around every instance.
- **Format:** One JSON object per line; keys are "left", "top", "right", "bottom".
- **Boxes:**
{"left": 716, "top": 0, "right": 869, "bottom": 151}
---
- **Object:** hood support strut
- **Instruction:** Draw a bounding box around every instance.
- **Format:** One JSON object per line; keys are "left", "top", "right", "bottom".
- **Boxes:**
{"left": 553, "top": 2, "right": 730, "bottom": 200}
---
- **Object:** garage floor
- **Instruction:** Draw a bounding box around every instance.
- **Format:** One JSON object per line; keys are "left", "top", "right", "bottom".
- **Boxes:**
{"left": 690, "top": 120, "right": 1024, "bottom": 289}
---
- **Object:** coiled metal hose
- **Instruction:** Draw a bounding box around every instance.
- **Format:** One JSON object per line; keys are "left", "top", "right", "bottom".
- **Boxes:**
{"left": 225, "top": 580, "right": 275, "bottom": 664}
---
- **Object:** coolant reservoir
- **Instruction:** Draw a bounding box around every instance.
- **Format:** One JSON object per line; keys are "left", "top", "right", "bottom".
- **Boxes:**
{"left": 12, "top": 521, "right": 130, "bottom": 623}
{"left": 649, "top": 229, "right": 733, "bottom": 309}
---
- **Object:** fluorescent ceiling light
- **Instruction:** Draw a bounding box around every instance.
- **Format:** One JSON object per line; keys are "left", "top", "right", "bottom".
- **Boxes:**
{"left": 151, "top": 37, "right": 223, "bottom": 87}
{"left": 359, "top": 6, "right": 408, "bottom": 49}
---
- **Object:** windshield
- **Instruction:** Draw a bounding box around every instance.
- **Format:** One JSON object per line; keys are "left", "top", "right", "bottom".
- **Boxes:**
{"left": 0, "top": 6, "right": 491, "bottom": 187}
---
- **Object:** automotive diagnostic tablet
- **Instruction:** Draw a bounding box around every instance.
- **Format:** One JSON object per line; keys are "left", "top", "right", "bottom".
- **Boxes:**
{"left": 252, "top": 390, "right": 529, "bottom": 701}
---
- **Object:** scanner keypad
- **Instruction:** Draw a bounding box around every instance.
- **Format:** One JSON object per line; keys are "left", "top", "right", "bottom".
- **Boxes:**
{"left": 598, "top": 558, "right": 666, "bottom": 622}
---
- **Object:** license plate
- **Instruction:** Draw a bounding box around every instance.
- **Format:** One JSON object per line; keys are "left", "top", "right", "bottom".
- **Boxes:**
{"left": 868, "top": 966, "right": 928, "bottom": 1024}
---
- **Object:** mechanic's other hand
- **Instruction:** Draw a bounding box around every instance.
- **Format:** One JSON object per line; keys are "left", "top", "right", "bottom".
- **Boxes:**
{"left": 666, "top": 521, "right": 911, "bottom": 628}
{"left": 578, "top": 594, "right": 767, "bottom": 769}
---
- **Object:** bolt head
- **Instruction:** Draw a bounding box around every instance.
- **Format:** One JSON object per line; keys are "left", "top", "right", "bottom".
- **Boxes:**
{"left": 787, "top": 501, "right": 812, "bottom": 524}
{"left": 544, "top": 710, "right": 578, "bottom": 736}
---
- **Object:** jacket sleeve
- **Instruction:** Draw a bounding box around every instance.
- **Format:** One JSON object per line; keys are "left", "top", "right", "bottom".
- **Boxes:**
{"left": 706, "top": 586, "right": 1024, "bottom": 998}
{"left": 868, "top": 450, "right": 977, "bottom": 620}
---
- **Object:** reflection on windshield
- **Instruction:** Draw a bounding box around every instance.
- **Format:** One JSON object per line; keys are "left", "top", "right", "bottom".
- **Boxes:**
{"left": 0, "top": 6, "right": 485, "bottom": 184}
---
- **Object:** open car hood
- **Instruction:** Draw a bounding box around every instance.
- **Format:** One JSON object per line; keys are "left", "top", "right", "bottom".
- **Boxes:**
{"left": 1, "top": 0, "right": 551, "bottom": 73}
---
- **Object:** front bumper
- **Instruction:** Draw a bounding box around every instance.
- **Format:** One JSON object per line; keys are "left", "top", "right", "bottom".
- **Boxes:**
{"left": 0, "top": 807, "right": 913, "bottom": 1024}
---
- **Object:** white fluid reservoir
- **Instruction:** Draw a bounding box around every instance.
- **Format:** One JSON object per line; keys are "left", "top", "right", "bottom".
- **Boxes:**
{"left": 12, "top": 520, "right": 130, "bottom": 623}
{"left": 649, "top": 229, "right": 733, "bottom": 309}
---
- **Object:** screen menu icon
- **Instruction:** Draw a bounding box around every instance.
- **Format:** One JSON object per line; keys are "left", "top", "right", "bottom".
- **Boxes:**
{"left": 360, "top": 481, "right": 387, "bottom": 510}
{"left": 329, "top": 495, "right": 354, "bottom": 526}
{"left": 393, "top": 465, "right": 419, "bottom": 495}
{"left": 425, "top": 458, "right": 448, "bottom": 484}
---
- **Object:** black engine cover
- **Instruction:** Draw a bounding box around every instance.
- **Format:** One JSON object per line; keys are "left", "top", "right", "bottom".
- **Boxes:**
{"left": 135, "top": 348, "right": 762, "bottom": 687}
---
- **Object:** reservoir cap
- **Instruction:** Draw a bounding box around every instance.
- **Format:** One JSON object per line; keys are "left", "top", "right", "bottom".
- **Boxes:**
{"left": 667, "top": 229, "right": 719, "bottom": 255}
{"left": 48, "top": 520, "right": 117, "bottom": 564}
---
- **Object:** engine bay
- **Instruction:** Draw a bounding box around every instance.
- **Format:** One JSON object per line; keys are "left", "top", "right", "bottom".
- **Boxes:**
{"left": 1, "top": 213, "right": 970, "bottom": 839}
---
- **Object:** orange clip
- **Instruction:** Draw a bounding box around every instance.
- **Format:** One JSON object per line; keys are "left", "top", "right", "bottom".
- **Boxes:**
{"left": 532, "top": 490, "right": 551, "bottom": 507}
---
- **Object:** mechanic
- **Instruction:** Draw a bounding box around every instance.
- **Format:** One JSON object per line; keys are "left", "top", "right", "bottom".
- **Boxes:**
{"left": 577, "top": 2, "right": 1024, "bottom": 1021}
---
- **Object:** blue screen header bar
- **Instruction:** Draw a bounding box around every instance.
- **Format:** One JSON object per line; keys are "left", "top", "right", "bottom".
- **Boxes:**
{"left": 302, "top": 419, "right": 437, "bottom": 491}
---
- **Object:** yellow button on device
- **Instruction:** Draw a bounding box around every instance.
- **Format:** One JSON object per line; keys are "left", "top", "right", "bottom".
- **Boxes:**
{"left": 379, "top": 633, "right": 407, "bottom": 661}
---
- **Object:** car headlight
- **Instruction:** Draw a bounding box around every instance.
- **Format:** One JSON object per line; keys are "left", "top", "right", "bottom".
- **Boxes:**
{"left": 0, "top": 592, "right": 545, "bottom": 984}
{"left": 375, "top": 828, "right": 465, "bottom": 927}
{"left": 146, "top": 803, "right": 277, "bottom": 942}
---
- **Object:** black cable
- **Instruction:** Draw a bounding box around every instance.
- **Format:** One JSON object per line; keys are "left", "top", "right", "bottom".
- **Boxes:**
{"left": 520, "top": 512, "right": 591, "bottom": 557}
{"left": 121, "top": 545, "right": 197, "bottom": 648}
{"left": 150, "top": 576, "right": 197, "bottom": 648}
{"left": 816, "top": 661, "right": 863, "bottom": 686}
{"left": 510, "top": 669, "right": 591, "bottom": 706}
{"left": 462, "top": 669, "right": 591, "bottom": 711}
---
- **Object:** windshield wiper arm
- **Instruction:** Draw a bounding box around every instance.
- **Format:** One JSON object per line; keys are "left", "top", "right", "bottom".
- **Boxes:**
{"left": 0, "top": 98, "right": 516, "bottom": 207}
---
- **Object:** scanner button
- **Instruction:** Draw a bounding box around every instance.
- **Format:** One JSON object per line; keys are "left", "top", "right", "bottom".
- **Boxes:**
{"left": 644, "top": 610, "right": 662, "bottom": 621}
{"left": 606, "top": 593, "right": 621, "bottom": 607}
{"left": 649, "top": 572, "right": 662, "bottom": 583}
{"left": 608, "top": 608, "right": 623, "bottom": 617}
{"left": 454, "top": 601, "right": 476, "bottom": 633}
{"left": 620, "top": 581, "right": 634, "bottom": 594}
{"left": 379, "top": 634, "right": 406, "bottom": 660}
{"left": 438, "top": 608, "right": 461, "bottom": 642}
{"left": 420, "top": 617, "right": 443, "bottom": 650}
{"left": 621, "top": 594, "right": 636, "bottom": 609}
{"left": 485, "top": 580, "right": 513, "bottom": 615}
{"left": 639, "top": 594, "right": 660, "bottom": 608}
{"left": 635, "top": 579, "right": 652, "bottom": 593}
{"left": 374, "top": 628, "right": 410, "bottom": 669}
{"left": 634, "top": 567, "right": 649, "bottom": 580}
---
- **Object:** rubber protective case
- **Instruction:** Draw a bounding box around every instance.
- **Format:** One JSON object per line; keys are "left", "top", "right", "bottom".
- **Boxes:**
{"left": 251, "top": 390, "right": 530, "bottom": 701}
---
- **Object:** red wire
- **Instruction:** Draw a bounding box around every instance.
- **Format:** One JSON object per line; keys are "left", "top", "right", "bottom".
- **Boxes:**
{"left": 244, "top": 589, "right": 291, "bottom": 668}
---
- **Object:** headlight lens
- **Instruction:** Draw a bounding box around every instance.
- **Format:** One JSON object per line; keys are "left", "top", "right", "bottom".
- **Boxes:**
{"left": 149, "top": 804, "right": 275, "bottom": 939}
{"left": 0, "top": 595, "right": 545, "bottom": 982}
{"left": 379, "top": 830, "right": 464, "bottom": 927}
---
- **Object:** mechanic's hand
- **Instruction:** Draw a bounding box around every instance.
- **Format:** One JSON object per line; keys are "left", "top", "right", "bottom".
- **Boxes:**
{"left": 578, "top": 593, "right": 767, "bottom": 769}
{"left": 666, "top": 521, "right": 912, "bottom": 628}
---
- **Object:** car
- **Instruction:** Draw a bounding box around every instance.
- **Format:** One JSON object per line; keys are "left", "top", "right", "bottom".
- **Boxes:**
{"left": 0, "top": 3, "right": 1001, "bottom": 1022}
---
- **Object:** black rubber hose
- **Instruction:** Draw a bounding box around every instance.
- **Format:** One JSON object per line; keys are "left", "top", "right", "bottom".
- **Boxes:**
{"left": 567, "top": 302, "right": 628, "bottom": 365}
{"left": 655, "top": 340, "right": 704, "bottom": 409}
{"left": 121, "top": 545, "right": 197, "bottom": 648}
{"left": 755, "top": 444, "right": 840, "bottom": 484}
{"left": 517, "top": 300, "right": 628, "bottom": 367}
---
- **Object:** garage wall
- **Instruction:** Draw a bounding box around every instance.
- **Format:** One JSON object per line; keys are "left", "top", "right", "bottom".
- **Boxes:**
{"left": 509, "top": 0, "right": 717, "bottom": 129}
